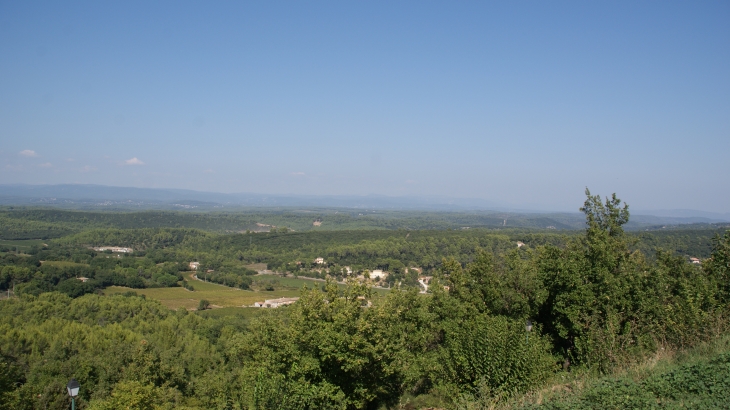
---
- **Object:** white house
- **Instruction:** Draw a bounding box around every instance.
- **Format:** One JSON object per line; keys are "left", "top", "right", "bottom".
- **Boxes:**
{"left": 370, "top": 269, "right": 387, "bottom": 279}
{"left": 314, "top": 257, "right": 325, "bottom": 264}
{"left": 189, "top": 262, "right": 200, "bottom": 270}
{"left": 417, "top": 276, "right": 432, "bottom": 293}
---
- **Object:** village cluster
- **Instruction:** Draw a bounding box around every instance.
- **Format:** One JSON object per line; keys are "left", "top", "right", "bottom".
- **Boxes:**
{"left": 187, "top": 255, "right": 436, "bottom": 308}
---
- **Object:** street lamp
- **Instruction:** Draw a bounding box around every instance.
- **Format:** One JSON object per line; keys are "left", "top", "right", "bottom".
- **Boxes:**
{"left": 67, "top": 378, "right": 80, "bottom": 410}
{"left": 525, "top": 319, "right": 533, "bottom": 344}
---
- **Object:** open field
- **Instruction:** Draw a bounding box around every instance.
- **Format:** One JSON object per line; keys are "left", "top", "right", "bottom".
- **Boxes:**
{"left": 195, "top": 306, "right": 271, "bottom": 320}
{"left": 104, "top": 285, "right": 301, "bottom": 310}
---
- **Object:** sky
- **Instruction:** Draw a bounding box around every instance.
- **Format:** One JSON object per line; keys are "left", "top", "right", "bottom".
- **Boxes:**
{"left": 1, "top": 1, "right": 728, "bottom": 212}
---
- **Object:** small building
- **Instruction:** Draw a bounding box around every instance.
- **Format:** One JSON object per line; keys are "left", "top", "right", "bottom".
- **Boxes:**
{"left": 313, "top": 220, "right": 322, "bottom": 226}
{"left": 189, "top": 262, "right": 200, "bottom": 270}
{"left": 254, "top": 297, "right": 299, "bottom": 308}
{"left": 314, "top": 257, "right": 325, "bottom": 264}
{"left": 93, "top": 246, "right": 133, "bottom": 253}
{"left": 690, "top": 257, "right": 701, "bottom": 264}
{"left": 517, "top": 241, "right": 525, "bottom": 248}
{"left": 417, "top": 276, "right": 432, "bottom": 293}
{"left": 370, "top": 269, "right": 387, "bottom": 279}
{"left": 77, "top": 277, "right": 89, "bottom": 283}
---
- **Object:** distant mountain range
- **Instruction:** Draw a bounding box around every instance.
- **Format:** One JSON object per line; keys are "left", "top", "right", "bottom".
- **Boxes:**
{"left": 0, "top": 184, "right": 728, "bottom": 225}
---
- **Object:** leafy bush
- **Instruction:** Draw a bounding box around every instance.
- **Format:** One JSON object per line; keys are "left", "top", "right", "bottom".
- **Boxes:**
{"left": 440, "top": 315, "right": 556, "bottom": 397}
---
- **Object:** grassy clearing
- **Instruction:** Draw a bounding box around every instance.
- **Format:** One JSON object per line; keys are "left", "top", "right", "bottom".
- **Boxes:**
{"left": 40, "top": 260, "right": 90, "bottom": 268}
{"left": 245, "top": 263, "right": 267, "bottom": 271}
{"left": 0, "top": 239, "right": 46, "bottom": 251}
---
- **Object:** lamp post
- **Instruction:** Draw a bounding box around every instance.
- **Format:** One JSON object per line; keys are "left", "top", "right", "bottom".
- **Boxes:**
{"left": 66, "top": 378, "right": 79, "bottom": 410}
{"left": 525, "top": 319, "right": 533, "bottom": 344}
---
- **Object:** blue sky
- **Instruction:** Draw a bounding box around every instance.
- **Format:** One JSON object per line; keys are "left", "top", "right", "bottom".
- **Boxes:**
{"left": 1, "top": 1, "right": 728, "bottom": 212}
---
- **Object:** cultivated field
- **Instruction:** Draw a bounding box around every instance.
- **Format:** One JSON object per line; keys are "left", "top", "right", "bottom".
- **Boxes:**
{"left": 104, "top": 273, "right": 298, "bottom": 309}
{"left": 105, "top": 272, "right": 390, "bottom": 310}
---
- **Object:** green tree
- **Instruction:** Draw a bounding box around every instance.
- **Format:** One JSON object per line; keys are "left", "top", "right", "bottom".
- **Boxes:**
{"left": 0, "top": 357, "right": 22, "bottom": 410}
{"left": 538, "top": 189, "right": 642, "bottom": 369}
{"left": 705, "top": 230, "right": 730, "bottom": 303}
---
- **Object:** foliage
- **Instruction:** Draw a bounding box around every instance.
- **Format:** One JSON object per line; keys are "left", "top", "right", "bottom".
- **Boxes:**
{"left": 0, "top": 191, "right": 728, "bottom": 409}
{"left": 705, "top": 230, "right": 730, "bottom": 304}
{"left": 535, "top": 190, "right": 726, "bottom": 371}
{"left": 439, "top": 314, "right": 555, "bottom": 396}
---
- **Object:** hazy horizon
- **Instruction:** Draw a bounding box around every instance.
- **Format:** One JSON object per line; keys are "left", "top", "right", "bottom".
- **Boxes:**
{"left": 2, "top": 183, "right": 730, "bottom": 221}
{"left": 2, "top": 2, "right": 728, "bottom": 213}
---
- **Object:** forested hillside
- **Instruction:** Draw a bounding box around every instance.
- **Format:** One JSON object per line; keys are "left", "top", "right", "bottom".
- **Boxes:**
{"left": 0, "top": 208, "right": 587, "bottom": 239}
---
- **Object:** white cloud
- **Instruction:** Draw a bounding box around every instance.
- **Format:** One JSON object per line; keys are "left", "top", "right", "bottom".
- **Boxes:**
{"left": 80, "top": 165, "right": 97, "bottom": 173}
{"left": 39, "top": 162, "right": 52, "bottom": 168}
{"left": 19, "top": 150, "right": 38, "bottom": 157}
{"left": 290, "top": 171, "right": 305, "bottom": 176}
{"left": 124, "top": 157, "right": 144, "bottom": 165}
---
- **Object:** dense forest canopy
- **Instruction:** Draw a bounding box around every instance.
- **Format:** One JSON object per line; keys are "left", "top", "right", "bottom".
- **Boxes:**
{"left": 0, "top": 192, "right": 728, "bottom": 409}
